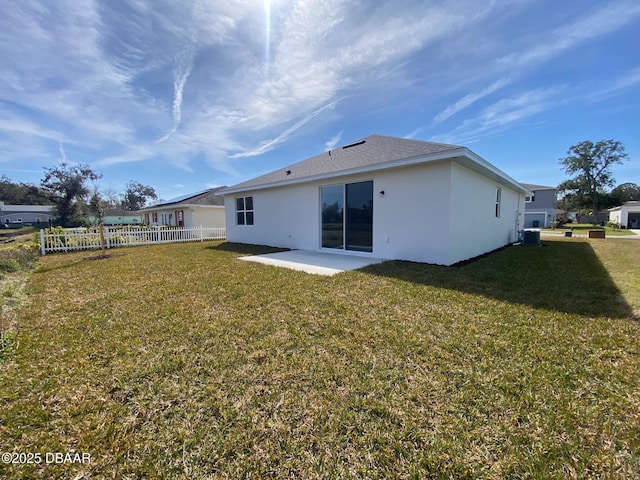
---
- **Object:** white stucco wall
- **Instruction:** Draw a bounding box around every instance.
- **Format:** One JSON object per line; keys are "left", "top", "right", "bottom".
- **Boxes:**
{"left": 449, "top": 162, "right": 524, "bottom": 265}
{"left": 609, "top": 206, "right": 640, "bottom": 228}
{"left": 225, "top": 164, "right": 454, "bottom": 262}
{"left": 370, "top": 162, "right": 452, "bottom": 264}
{"left": 609, "top": 209, "right": 622, "bottom": 225}
{"left": 225, "top": 181, "right": 328, "bottom": 250}
{"left": 145, "top": 206, "right": 225, "bottom": 228}
{"left": 191, "top": 207, "right": 225, "bottom": 228}
{"left": 225, "top": 160, "right": 525, "bottom": 265}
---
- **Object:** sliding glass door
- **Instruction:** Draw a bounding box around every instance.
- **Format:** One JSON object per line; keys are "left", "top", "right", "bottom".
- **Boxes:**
{"left": 321, "top": 181, "right": 373, "bottom": 252}
{"left": 345, "top": 181, "right": 373, "bottom": 252}
{"left": 321, "top": 185, "right": 344, "bottom": 249}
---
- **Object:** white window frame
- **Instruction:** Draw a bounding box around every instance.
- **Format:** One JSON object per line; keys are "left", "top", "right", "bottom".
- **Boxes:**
{"left": 236, "top": 196, "right": 254, "bottom": 225}
{"left": 495, "top": 188, "right": 501, "bottom": 218}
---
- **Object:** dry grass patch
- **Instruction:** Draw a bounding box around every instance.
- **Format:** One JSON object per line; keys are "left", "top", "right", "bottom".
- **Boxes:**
{"left": 1, "top": 239, "right": 639, "bottom": 478}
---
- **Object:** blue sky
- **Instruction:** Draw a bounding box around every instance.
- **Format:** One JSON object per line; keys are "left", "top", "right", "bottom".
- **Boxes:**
{"left": 1, "top": 0, "right": 639, "bottom": 202}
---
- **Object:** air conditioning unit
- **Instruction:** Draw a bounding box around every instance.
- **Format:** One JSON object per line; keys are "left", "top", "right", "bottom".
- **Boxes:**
{"left": 523, "top": 230, "right": 541, "bottom": 246}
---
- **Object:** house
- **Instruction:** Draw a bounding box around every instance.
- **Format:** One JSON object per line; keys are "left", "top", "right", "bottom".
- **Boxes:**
{"left": 520, "top": 184, "right": 557, "bottom": 228}
{"left": 0, "top": 201, "right": 55, "bottom": 227}
{"left": 220, "top": 135, "right": 532, "bottom": 266}
{"left": 85, "top": 209, "right": 143, "bottom": 226}
{"left": 609, "top": 201, "right": 640, "bottom": 229}
{"left": 139, "top": 188, "right": 226, "bottom": 228}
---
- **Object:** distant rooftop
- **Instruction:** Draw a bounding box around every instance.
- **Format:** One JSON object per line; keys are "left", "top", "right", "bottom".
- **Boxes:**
{"left": 140, "top": 187, "right": 226, "bottom": 210}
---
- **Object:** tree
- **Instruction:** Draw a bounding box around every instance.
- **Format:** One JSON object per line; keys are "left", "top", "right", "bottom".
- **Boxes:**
{"left": 558, "top": 140, "right": 628, "bottom": 219}
{"left": 121, "top": 181, "right": 157, "bottom": 211}
{"left": 88, "top": 188, "right": 108, "bottom": 225}
{"left": 40, "top": 163, "right": 101, "bottom": 227}
{"left": 88, "top": 187, "right": 109, "bottom": 255}
{"left": 610, "top": 182, "right": 640, "bottom": 204}
{"left": 0, "top": 175, "right": 50, "bottom": 205}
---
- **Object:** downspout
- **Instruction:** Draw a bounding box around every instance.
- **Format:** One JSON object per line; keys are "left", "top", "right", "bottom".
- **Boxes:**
{"left": 516, "top": 192, "right": 522, "bottom": 243}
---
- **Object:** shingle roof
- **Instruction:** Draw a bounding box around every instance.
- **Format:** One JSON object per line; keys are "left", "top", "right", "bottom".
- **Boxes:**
{"left": 222, "top": 134, "right": 530, "bottom": 195}
{"left": 140, "top": 187, "right": 226, "bottom": 211}
{"left": 223, "top": 135, "right": 461, "bottom": 192}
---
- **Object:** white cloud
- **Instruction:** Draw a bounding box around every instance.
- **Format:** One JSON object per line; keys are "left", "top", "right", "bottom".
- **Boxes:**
{"left": 432, "top": 78, "right": 511, "bottom": 124}
{"left": 432, "top": 86, "right": 566, "bottom": 145}
{"left": 230, "top": 101, "right": 339, "bottom": 158}
{"left": 498, "top": 0, "right": 640, "bottom": 69}
{"left": 2, "top": 0, "right": 638, "bottom": 183}
{"left": 157, "top": 49, "right": 195, "bottom": 143}
{"left": 325, "top": 131, "right": 343, "bottom": 151}
{"left": 586, "top": 67, "right": 640, "bottom": 101}
{"left": 58, "top": 141, "right": 67, "bottom": 162}
{"left": 0, "top": 0, "right": 503, "bottom": 175}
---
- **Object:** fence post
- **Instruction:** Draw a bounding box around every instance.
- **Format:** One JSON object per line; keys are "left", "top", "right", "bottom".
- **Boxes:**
{"left": 105, "top": 226, "right": 111, "bottom": 249}
{"left": 40, "top": 229, "right": 45, "bottom": 256}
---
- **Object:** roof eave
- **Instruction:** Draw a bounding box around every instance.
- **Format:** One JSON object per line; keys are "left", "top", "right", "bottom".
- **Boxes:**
{"left": 461, "top": 149, "right": 533, "bottom": 195}
{"left": 139, "top": 203, "right": 224, "bottom": 212}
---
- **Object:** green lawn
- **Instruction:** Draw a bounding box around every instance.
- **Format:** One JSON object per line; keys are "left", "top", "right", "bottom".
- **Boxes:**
{"left": 542, "top": 223, "right": 636, "bottom": 236}
{"left": 1, "top": 238, "right": 639, "bottom": 478}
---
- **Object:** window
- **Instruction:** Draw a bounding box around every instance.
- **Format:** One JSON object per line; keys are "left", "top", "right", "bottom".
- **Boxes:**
{"left": 144, "top": 213, "right": 150, "bottom": 224}
{"left": 176, "top": 210, "right": 184, "bottom": 227}
{"left": 236, "top": 196, "right": 254, "bottom": 225}
{"left": 152, "top": 212, "right": 158, "bottom": 223}
{"left": 495, "top": 187, "right": 501, "bottom": 218}
{"left": 525, "top": 194, "right": 535, "bottom": 203}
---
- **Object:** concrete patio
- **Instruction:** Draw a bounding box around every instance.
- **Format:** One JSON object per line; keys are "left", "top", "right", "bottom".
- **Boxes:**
{"left": 238, "top": 250, "right": 384, "bottom": 276}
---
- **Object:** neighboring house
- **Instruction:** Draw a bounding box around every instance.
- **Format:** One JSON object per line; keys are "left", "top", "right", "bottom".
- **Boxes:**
{"left": 609, "top": 201, "right": 640, "bottom": 229}
{"left": 139, "top": 188, "right": 226, "bottom": 228}
{"left": 520, "top": 183, "right": 557, "bottom": 228}
{"left": 0, "top": 201, "right": 55, "bottom": 227}
{"left": 220, "top": 135, "right": 531, "bottom": 266}
{"left": 85, "top": 209, "right": 143, "bottom": 226}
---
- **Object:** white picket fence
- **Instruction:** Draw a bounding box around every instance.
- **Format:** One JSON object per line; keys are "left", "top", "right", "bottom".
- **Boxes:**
{"left": 40, "top": 225, "right": 226, "bottom": 255}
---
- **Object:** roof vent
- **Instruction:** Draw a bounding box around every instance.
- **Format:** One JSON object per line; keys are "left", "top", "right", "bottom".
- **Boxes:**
{"left": 342, "top": 140, "right": 366, "bottom": 149}
{"left": 285, "top": 169, "right": 291, "bottom": 175}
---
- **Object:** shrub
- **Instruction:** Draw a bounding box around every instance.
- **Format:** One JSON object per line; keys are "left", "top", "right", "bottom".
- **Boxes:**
{"left": 0, "top": 245, "right": 39, "bottom": 277}
{"left": 0, "top": 258, "right": 20, "bottom": 274}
